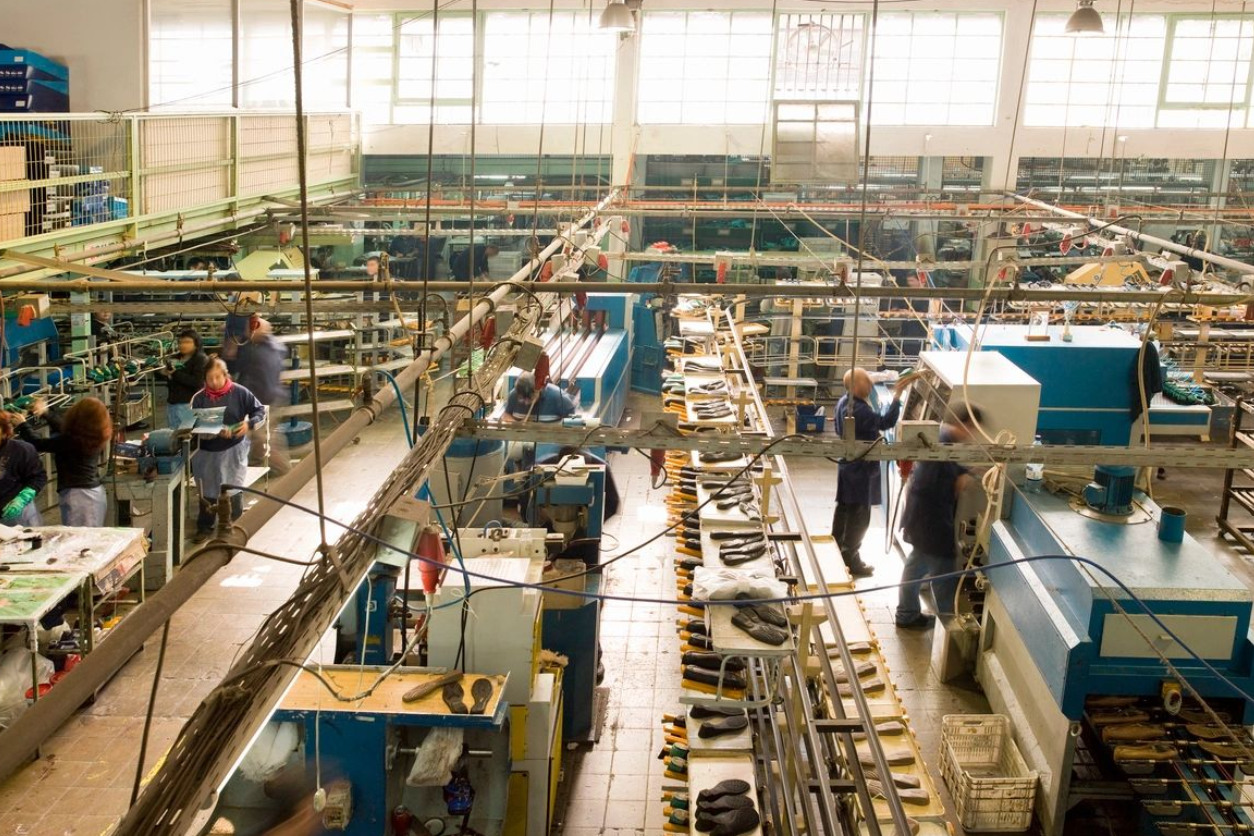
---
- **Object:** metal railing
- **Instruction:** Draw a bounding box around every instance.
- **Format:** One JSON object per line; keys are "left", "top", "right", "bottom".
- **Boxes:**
{"left": 0, "top": 111, "right": 359, "bottom": 246}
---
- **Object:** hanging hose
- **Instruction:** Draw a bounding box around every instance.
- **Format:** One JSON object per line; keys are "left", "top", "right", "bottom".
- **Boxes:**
{"left": 375, "top": 369, "right": 414, "bottom": 448}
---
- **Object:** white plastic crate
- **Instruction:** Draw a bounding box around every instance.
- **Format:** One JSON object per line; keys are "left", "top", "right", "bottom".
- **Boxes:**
{"left": 940, "top": 714, "right": 1038, "bottom": 832}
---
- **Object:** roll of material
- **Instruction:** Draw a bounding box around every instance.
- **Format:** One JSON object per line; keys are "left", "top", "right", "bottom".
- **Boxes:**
{"left": 1162, "top": 680, "right": 1184, "bottom": 716}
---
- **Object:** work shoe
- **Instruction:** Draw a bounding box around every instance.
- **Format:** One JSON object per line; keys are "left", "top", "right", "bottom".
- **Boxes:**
{"left": 683, "top": 665, "right": 747, "bottom": 691}
{"left": 1113, "top": 743, "right": 1176, "bottom": 762}
{"left": 696, "top": 779, "right": 751, "bottom": 804}
{"left": 864, "top": 770, "right": 921, "bottom": 789}
{"left": 683, "top": 651, "right": 746, "bottom": 673}
{"left": 1186, "top": 725, "right": 1239, "bottom": 740}
{"left": 867, "top": 779, "right": 930, "bottom": 806}
{"left": 837, "top": 677, "right": 886, "bottom": 697}
{"left": 695, "top": 806, "right": 760, "bottom": 836}
{"left": 1089, "top": 708, "right": 1151, "bottom": 727}
{"left": 894, "top": 614, "right": 935, "bottom": 631}
{"left": 730, "top": 609, "right": 789, "bottom": 646}
{"left": 733, "top": 598, "right": 788, "bottom": 628}
{"left": 832, "top": 660, "right": 877, "bottom": 682}
{"left": 690, "top": 704, "right": 746, "bottom": 721}
{"left": 1101, "top": 723, "right": 1167, "bottom": 743}
{"left": 856, "top": 745, "right": 916, "bottom": 767}
{"left": 848, "top": 562, "right": 874, "bottom": 578}
{"left": 442, "top": 682, "right": 468, "bottom": 715}
{"left": 469, "top": 678, "right": 494, "bottom": 714}
{"left": 696, "top": 794, "right": 754, "bottom": 815}
{"left": 698, "top": 714, "right": 750, "bottom": 739}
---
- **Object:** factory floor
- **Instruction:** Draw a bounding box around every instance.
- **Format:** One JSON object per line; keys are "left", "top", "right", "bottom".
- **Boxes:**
{"left": 0, "top": 385, "right": 1242, "bottom": 836}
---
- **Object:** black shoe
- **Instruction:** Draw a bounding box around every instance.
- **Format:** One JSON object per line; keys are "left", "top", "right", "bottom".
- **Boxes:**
{"left": 596, "top": 662, "right": 606, "bottom": 684}
{"left": 895, "top": 614, "right": 936, "bottom": 631}
{"left": 698, "top": 715, "right": 750, "bottom": 739}
{"left": 690, "top": 704, "right": 746, "bottom": 720}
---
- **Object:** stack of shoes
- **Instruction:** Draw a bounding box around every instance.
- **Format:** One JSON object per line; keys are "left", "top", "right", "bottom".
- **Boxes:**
{"left": 693, "top": 706, "right": 749, "bottom": 740}
{"left": 662, "top": 743, "right": 690, "bottom": 780}
{"left": 1112, "top": 742, "right": 1175, "bottom": 763}
{"left": 683, "top": 664, "right": 747, "bottom": 695}
{"left": 730, "top": 601, "right": 790, "bottom": 646}
{"left": 691, "top": 780, "right": 760, "bottom": 836}
{"left": 694, "top": 401, "right": 734, "bottom": 420}
{"left": 691, "top": 380, "right": 730, "bottom": 397}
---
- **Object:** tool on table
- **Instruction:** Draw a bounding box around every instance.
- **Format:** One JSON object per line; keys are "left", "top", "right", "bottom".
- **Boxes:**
{"left": 402, "top": 670, "right": 464, "bottom": 704}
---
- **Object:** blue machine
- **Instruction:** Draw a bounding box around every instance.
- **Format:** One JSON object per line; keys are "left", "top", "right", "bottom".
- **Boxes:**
{"left": 627, "top": 259, "right": 692, "bottom": 395}
{"left": 943, "top": 323, "right": 1141, "bottom": 445}
{"left": 987, "top": 489, "right": 1254, "bottom": 722}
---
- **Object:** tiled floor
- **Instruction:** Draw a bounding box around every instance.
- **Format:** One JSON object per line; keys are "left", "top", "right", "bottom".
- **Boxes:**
{"left": 0, "top": 410, "right": 414, "bottom": 836}
{"left": 0, "top": 378, "right": 1244, "bottom": 836}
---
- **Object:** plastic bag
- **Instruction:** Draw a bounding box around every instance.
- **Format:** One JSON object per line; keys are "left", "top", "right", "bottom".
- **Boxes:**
{"left": 406, "top": 726, "right": 464, "bottom": 787}
{"left": 237, "top": 722, "right": 300, "bottom": 783}
{"left": 0, "top": 647, "right": 53, "bottom": 729}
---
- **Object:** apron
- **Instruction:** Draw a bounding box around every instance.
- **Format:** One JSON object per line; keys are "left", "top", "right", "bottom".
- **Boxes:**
{"left": 192, "top": 439, "right": 250, "bottom": 500}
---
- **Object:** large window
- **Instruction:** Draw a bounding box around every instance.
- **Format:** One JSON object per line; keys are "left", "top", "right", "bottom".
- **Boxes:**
{"left": 775, "top": 13, "right": 863, "bottom": 102}
{"left": 303, "top": 3, "right": 351, "bottom": 110}
{"left": 869, "top": 12, "right": 1003, "bottom": 126}
{"left": 352, "top": 14, "right": 395, "bottom": 116}
{"left": 637, "top": 11, "right": 773, "bottom": 124}
{"left": 395, "top": 15, "right": 475, "bottom": 123}
{"left": 1161, "top": 16, "right": 1254, "bottom": 128}
{"left": 149, "top": 0, "right": 234, "bottom": 109}
{"left": 482, "top": 12, "right": 616, "bottom": 124}
{"left": 1024, "top": 14, "right": 1167, "bottom": 128}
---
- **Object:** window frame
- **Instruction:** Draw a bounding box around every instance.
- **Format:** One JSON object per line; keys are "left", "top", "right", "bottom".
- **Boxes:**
{"left": 392, "top": 11, "right": 478, "bottom": 119}
{"left": 1157, "top": 13, "right": 1254, "bottom": 113}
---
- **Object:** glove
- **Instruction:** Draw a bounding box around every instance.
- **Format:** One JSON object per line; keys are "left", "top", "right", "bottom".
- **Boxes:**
{"left": 2, "top": 487, "right": 37, "bottom": 523}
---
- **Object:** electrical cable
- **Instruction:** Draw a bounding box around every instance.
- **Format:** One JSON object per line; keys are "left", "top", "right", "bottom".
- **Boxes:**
{"left": 130, "top": 620, "right": 170, "bottom": 806}
{"left": 375, "top": 368, "right": 414, "bottom": 448}
{"left": 215, "top": 482, "right": 1254, "bottom": 716}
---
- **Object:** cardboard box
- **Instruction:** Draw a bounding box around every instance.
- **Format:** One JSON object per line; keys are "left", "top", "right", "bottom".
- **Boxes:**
{"left": 0, "top": 212, "right": 24, "bottom": 241}
{"left": 0, "top": 187, "right": 30, "bottom": 215}
{"left": 0, "top": 146, "right": 25, "bottom": 181}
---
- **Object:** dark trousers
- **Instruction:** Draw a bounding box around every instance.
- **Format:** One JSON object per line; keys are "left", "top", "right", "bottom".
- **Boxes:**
{"left": 832, "top": 502, "right": 872, "bottom": 569}
{"left": 197, "top": 493, "right": 243, "bottom": 534}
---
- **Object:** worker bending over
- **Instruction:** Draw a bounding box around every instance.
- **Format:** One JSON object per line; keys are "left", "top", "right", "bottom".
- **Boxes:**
{"left": 503, "top": 371, "right": 580, "bottom": 423}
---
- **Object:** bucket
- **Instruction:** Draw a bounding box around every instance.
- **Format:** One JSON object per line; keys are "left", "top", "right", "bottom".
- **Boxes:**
{"left": 277, "top": 420, "right": 313, "bottom": 448}
{"left": 1158, "top": 506, "right": 1186, "bottom": 544}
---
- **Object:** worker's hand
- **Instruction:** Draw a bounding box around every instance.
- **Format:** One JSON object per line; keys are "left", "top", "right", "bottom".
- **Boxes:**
{"left": 30, "top": 397, "right": 46, "bottom": 417}
{"left": 566, "top": 380, "right": 580, "bottom": 396}
{"left": 2, "top": 487, "right": 36, "bottom": 523}
{"left": 234, "top": 421, "right": 249, "bottom": 438}
{"left": 892, "top": 373, "right": 916, "bottom": 397}
{"left": 7, "top": 411, "right": 23, "bottom": 427}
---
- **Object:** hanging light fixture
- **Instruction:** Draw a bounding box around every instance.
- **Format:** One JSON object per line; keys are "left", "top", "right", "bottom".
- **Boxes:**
{"left": 1065, "top": 0, "right": 1105, "bottom": 35}
{"left": 599, "top": 0, "right": 635, "bottom": 34}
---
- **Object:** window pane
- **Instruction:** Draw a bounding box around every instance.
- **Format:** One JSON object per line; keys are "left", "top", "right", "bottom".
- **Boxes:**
{"left": 149, "top": 0, "right": 234, "bottom": 108}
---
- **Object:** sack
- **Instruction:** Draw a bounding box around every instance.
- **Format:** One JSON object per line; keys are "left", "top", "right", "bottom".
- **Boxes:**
{"left": 407, "top": 726, "right": 464, "bottom": 787}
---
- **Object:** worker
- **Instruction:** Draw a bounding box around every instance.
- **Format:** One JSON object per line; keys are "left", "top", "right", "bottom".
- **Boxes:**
{"left": 364, "top": 254, "right": 381, "bottom": 279}
{"left": 449, "top": 243, "right": 499, "bottom": 281}
{"left": 190, "top": 358, "right": 267, "bottom": 542}
{"left": 503, "top": 371, "right": 579, "bottom": 423}
{"left": 235, "top": 319, "right": 290, "bottom": 475}
{"left": 0, "top": 411, "right": 46, "bottom": 527}
{"left": 12, "top": 397, "right": 111, "bottom": 527}
{"left": 895, "top": 401, "right": 984, "bottom": 630}
{"left": 221, "top": 292, "right": 262, "bottom": 372}
{"left": 832, "top": 368, "right": 911, "bottom": 578}
{"left": 159, "top": 328, "right": 208, "bottom": 429}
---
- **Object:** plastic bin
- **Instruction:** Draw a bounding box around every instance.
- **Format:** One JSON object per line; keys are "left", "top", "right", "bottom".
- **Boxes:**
{"left": 277, "top": 420, "right": 313, "bottom": 447}
{"left": 940, "top": 714, "right": 1038, "bottom": 832}
{"left": 796, "top": 403, "right": 825, "bottom": 433}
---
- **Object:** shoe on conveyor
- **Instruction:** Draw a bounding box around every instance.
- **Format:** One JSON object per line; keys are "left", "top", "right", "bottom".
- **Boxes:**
{"left": 682, "top": 651, "right": 746, "bottom": 673}
{"left": 696, "top": 795, "right": 755, "bottom": 815}
{"left": 696, "top": 779, "right": 751, "bottom": 804}
{"left": 697, "top": 714, "right": 750, "bottom": 739}
{"left": 729, "top": 609, "right": 789, "bottom": 646}
{"left": 690, "top": 704, "right": 746, "bottom": 721}
{"left": 1113, "top": 742, "right": 1176, "bottom": 763}
{"left": 733, "top": 599, "right": 788, "bottom": 628}
{"left": 695, "top": 806, "right": 760, "bottom": 836}
{"left": 1101, "top": 723, "right": 1168, "bottom": 743}
{"left": 683, "top": 665, "right": 747, "bottom": 691}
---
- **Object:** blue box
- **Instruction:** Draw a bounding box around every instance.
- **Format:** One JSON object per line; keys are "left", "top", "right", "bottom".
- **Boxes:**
{"left": 797, "top": 403, "right": 825, "bottom": 433}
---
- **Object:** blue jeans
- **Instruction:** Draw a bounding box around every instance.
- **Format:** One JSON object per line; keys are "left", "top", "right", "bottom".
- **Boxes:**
{"left": 896, "top": 548, "right": 959, "bottom": 624}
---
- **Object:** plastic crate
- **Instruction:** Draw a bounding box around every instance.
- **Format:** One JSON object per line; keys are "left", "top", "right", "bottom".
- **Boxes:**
{"left": 940, "top": 714, "right": 1038, "bottom": 832}
{"left": 796, "top": 403, "right": 826, "bottom": 433}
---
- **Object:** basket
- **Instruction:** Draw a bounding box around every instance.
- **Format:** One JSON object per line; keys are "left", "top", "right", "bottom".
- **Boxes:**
{"left": 796, "top": 403, "right": 826, "bottom": 433}
{"left": 940, "top": 715, "right": 1038, "bottom": 832}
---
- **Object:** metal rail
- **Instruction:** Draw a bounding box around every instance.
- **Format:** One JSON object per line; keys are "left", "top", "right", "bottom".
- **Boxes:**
{"left": 0, "top": 190, "right": 617, "bottom": 790}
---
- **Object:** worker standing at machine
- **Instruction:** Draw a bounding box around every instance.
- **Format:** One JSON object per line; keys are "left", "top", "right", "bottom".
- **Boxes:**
{"left": 190, "top": 358, "right": 266, "bottom": 542}
{"left": 503, "top": 371, "right": 579, "bottom": 423}
{"left": 159, "top": 328, "right": 208, "bottom": 430}
{"left": 12, "top": 397, "right": 111, "bottom": 527}
{"left": 234, "top": 319, "right": 290, "bottom": 475}
{"left": 832, "top": 368, "right": 912, "bottom": 578}
{"left": 0, "top": 411, "right": 47, "bottom": 527}
{"left": 450, "top": 243, "right": 499, "bottom": 281}
{"left": 895, "top": 401, "right": 984, "bottom": 630}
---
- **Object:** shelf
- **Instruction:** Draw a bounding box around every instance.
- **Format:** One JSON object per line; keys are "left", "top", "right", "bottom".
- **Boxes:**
{"left": 272, "top": 399, "right": 356, "bottom": 419}
{"left": 274, "top": 329, "right": 354, "bottom": 344}
{"left": 279, "top": 364, "right": 358, "bottom": 382}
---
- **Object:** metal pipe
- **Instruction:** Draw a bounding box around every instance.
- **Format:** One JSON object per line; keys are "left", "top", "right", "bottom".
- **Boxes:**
{"left": 2, "top": 275, "right": 1250, "bottom": 305}
{"left": 1013, "top": 193, "right": 1254, "bottom": 276}
{"left": 0, "top": 189, "right": 616, "bottom": 784}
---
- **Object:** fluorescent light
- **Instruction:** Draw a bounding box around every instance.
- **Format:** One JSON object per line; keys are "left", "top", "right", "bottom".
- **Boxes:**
{"left": 599, "top": 0, "right": 635, "bottom": 33}
{"left": 1065, "top": 1, "right": 1104, "bottom": 35}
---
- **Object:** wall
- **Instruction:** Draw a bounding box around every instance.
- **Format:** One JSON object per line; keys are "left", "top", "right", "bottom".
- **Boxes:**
{"left": 1, "top": 0, "right": 146, "bottom": 112}
{"left": 352, "top": 0, "right": 1254, "bottom": 183}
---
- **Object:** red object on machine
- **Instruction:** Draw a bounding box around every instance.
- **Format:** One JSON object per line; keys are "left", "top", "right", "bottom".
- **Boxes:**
{"left": 16, "top": 305, "right": 35, "bottom": 327}
{"left": 650, "top": 449, "right": 667, "bottom": 481}
{"left": 897, "top": 460, "right": 915, "bottom": 480}
{"left": 534, "top": 352, "right": 551, "bottom": 389}
{"left": 479, "top": 316, "right": 496, "bottom": 349}
{"left": 716, "top": 263, "right": 728, "bottom": 284}
{"left": 540, "top": 261, "right": 554, "bottom": 281}
{"left": 391, "top": 807, "right": 414, "bottom": 834}
{"left": 417, "top": 525, "right": 448, "bottom": 595}
{"left": 597, "top": 253, "right": 609, "bottom": 272}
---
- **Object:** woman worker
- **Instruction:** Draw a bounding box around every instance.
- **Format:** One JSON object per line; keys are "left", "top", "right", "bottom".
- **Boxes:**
{"left": 159, "top": 328, "right": 208, "bottom": 429}
{"left": 191, "top": 358, "right": 266, "bottom": 542}
{"left": 0, "top": 411, "right": 47, "bottom": 526}
{"left": 13, "top": 397, "right": 112, "bottom": 526}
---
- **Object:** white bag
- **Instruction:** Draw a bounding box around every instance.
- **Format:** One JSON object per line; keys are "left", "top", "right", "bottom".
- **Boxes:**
{"left": 406, "top": 726, "right": 464, "bottom": 787}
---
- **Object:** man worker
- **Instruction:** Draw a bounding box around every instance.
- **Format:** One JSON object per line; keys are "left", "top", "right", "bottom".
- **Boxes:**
{"left": 450, "top": 243, "right": 499, "bottom": 281}
{"left": 503, "top": 371, "right": 579, "bottom": 423}
{"left": 895, "top": 400, "right": 984, "bottom": 630}
{"left": 832, "top": 368, "right": 911, "bottom": 577}
{"left": 234, "top": 318, "right": 291, "bottom": 474}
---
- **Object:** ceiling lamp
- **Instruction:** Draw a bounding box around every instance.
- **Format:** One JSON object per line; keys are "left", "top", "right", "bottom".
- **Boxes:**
{"left": 1065, "top": 0, "right": 1105, "bottom": 35}
{"left": 599, "top": 0, "right": 635, "bottom": 34}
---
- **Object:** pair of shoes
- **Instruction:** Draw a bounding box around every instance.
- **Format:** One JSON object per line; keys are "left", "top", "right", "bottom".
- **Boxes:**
{"left": 895, "top": 614, "right": 935, "bottom": 631}
{"left": 442, "top": 678, "right": 495, "bottom": 715}
{"left": 848, "top": 563, "right": 874, "bottom": 578}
